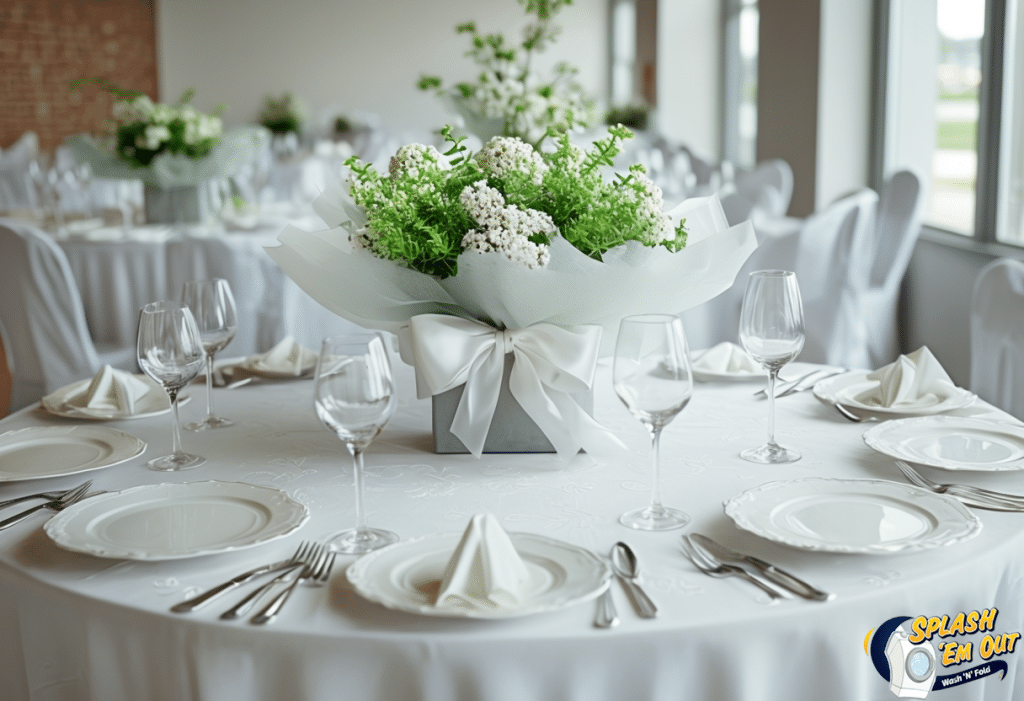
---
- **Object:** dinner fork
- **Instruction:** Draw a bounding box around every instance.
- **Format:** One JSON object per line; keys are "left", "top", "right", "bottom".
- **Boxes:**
{"left": 220, "top": 542, "right": 321, "bottom": 620}
{"left": 834, "top": 403, "right": 877, "bottom": 423}
{"left": 893, "top": 460, "right": 1024, "bottom": 510}
{"left": 0, "top": 481, "right": 92, "bottom": 531}
{"left": 680, "top": 535, "right": 783, "bottom": 600}
{"left": 251, "top": 548, "right": 335, "bottom": 625}
{"left": 0, "top": 481, "right": 93, "bottom": 511}
{"left": 172, "top": 541, "right": 313, "bottom": 613}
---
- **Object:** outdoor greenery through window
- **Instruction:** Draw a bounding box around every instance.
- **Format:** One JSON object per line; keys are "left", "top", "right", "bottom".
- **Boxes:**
{"left": 884, "top": 0, "right": 1024, "bottom": 246}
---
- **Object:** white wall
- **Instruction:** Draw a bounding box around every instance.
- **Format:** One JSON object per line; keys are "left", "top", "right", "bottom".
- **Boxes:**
{"left": 156, "top": 0, "right": 608, "bottom": 137}
{"left": 656, "top": 0, "right": 721, "bottom": 157}
{"left": 816, "top": 0, "right": 872, "bottom": 208}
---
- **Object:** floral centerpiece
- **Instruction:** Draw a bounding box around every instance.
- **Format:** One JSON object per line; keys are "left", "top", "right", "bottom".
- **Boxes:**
{"left": 66, "top": 78, "right": 265, "bottom": 224}
{"left": 258, "top": 93, "right": 304, "bottom": 136}
{"left": 266, "top": 126, "right": 757, "bottom": 458}
{"left": 418, "top": 0, "right": 594, "bottom": 146}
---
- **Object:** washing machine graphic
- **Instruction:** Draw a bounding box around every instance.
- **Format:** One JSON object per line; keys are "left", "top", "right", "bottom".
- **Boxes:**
{"left": 882, "top": 622, "right": 938, "bottom": 698}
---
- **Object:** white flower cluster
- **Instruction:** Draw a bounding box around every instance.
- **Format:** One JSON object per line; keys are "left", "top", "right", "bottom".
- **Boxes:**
{"left": 389, "top": 143, "right": 448, "bottom": 181}
{"left": 459, "top": 180, "right": 555, "bottom": 269}
{"left": 110, "top": 95, "right": 223, "bottom": 151}
{"left": 466, "top": 71, "right": 590, "bottom": 145}
{"left": 622, "top": 171, "right": 674, "bottom": 244}
{"left": 475, "top": 136, "right": 548, "bottom": 184}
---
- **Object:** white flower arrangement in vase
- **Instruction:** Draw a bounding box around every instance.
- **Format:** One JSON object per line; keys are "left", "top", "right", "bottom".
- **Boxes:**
{"left": 266, "top": 125, "right": 758, "bottom": 458}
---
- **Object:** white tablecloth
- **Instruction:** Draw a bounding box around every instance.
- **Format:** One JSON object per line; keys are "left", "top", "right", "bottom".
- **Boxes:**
{"left": 1, "top": 360, "right": 1023, "bottom": 701}
{"left": 57, "top": 221, "right": 363, "bottom": 358}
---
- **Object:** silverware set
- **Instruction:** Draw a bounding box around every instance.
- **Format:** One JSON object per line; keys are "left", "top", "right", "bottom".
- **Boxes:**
{"left": 754, "top": 367, "right": 847, "bottom": 399}
{"left": 0, "top": 480, "right": 94, "bottom": 531}
{"left": 680, "top": 533, "right": 833, "bottom": 602}
{"left": 595, "top": 541, "right": 657, "bottom": 628}
{"left": 172, "top": 540, "right": 336, "bottom": 624}
{"left": 893, "top": 460, "right": 1024, "bottom": 511}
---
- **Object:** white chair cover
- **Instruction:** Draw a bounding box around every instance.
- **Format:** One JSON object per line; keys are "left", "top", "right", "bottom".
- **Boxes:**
{"left": 719, "top": 159, "right": 793, "bottom": 227}
{"left": 857, "top": 169, "right": 923, "bottom": 368}
{"left": 970, "top": 258, "right": 1024, "bottom": 420}
{"left": 793, "top": 189, "right": 879, "bottom": 368}
{"left": 0, "top": 132, "right": 39, "bottom": 213}
{"left": 0, "top": 219, "right": 134, "bottom": 412}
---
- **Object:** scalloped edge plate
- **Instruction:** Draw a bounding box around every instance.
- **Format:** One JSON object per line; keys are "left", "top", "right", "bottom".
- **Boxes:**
{"left": 863, "top": 416, "right": 1024, "bottom": 471}
{"left": 347, "top": 532, "right": 610, "bottom": 619}
{"left": 45, "top": 481, "right": 309, "bottom": 560}
{"left": 0, "top": 425, "right": 146, "bottom": 481}
{"left": 724, "top": 478, "right": 981, "bottom": 554}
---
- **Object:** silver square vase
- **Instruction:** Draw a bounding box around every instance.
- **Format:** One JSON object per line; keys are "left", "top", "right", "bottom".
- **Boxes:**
{"left": 432, "top": 353, "right": 594, "bottom": 454}
{"left": 143, "top": 184, "right": 212, "bottom": 225}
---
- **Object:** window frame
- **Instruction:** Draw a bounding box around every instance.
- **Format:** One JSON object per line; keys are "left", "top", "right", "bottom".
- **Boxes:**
{"left": 875, "top": 0, "right": 1024, "bottom": 256}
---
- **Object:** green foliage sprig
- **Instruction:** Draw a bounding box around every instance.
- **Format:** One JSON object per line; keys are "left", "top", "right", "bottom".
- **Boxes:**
{"left": 344, "top": 125, "right": 687, "bottom": 279}
{"left": 417, "top": 0, "right": 594, "bottom": 148}
{"left": 258, "top": 93, "right": 303, "bottom": 135}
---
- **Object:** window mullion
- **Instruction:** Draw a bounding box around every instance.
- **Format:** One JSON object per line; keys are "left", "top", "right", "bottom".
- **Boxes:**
{"left": 975, "top": 0, "right": 1007, "bottom": 243}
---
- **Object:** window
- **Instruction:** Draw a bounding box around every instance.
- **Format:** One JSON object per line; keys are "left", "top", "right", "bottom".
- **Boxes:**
{"left": 723, "top": 0, "right": 759, "bottom": 170}
{"left": 882, "top": 0, "right": 1024, "bottom": 246}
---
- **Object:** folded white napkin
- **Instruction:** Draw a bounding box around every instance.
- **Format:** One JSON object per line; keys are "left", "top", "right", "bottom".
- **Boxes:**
{"left": 247, "top": 336, "right": 318, "bottom": 376}
{"left": 435, "top": 514, "right": 531, "bottom": 611}
{"left": 59, "top": 365, "right": 154, "bottom": 415}
{"left": 862, "top": 347, "right": 958, "bottom": 407}
{"left": 693, "top": 342, "right": 761, "bottom": 374}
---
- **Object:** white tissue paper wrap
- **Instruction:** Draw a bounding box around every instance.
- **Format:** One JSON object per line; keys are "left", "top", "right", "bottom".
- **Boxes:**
{"left": 436, "top": 514, "right": 531, "bottom": 611}
{"left": 265, "top": 178, "right": 757, "bottom": 458}
{"left": 65, "top": 127, "right": 268, "bottom": 188}
{"left": 693, "top": 342, "right": 761, "bottom": 374}
{"left": 863, "top": 346, "right": 959, "bottom": 408}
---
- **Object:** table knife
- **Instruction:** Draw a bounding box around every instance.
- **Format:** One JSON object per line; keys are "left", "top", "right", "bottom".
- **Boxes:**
{"left": 690, "top": 534, "right": 834, "bottom": 602}
{"left": 171, "top": 559, "right": 299, "bottom": 613}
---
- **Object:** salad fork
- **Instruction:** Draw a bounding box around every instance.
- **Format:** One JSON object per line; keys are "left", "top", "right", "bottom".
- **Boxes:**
{"left": 893, "top": 460, "right": 1024, "bottom": 510}
{"left": 251, "top": 547, "right": 335, "bottom": 624}
{"left": 220, "top": 542, "right": 322, "bottom": 620}
{"left": 680, "top": 535, "right": 783, "bottom": 600}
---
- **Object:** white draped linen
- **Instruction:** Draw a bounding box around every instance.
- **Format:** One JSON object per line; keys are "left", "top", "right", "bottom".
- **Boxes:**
{"left": 57, "top": 222, "right": 364, "bottom": 359}
{"left": 0, "top": 356, "right": 1022, "bottom": 701}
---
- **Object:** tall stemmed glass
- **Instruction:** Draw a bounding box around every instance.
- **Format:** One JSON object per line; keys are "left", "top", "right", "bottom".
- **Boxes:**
{"left": 314, "top": 334, "right": 399, "bottom": 553}
{"left": 137, "top": 301, "right": 206, "bottom": 471}
{"left": 739, "top": 270, "right": 805, "bottom": 464}
{"left": 181, "top": 279, "right": 238, "bottom": 431}
{"left": 613, "top": 314, "right": 693, "bottom": 530}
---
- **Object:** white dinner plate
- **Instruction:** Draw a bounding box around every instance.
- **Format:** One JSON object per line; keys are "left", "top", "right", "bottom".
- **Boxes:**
{"left": 863, "top": 416, "right": 1024, "bottom": 471}
{"left": 45, "top": 481, "right": 309, "bottom": 560}
{"left": 813, "top": 372, "right": 975, "bottom": 417}
{"left": 723, "top": 478, "right": 981, "bottom": 554}
{"left": 41, "top": 377, "right": 191, "bottom": 420}
{"left": 346, "top": 532, "right": 610, "bottom": 619}
{"left": 0, "top": 426, "right": 146, "bottom": 482}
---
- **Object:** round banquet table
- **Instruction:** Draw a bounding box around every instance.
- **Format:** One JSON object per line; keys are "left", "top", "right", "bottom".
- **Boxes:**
{"left": 56, "top": 218, "right": 363, "bottom": 358}
{"left": 1, "top": 358, "right": 1023, "bottom": 701}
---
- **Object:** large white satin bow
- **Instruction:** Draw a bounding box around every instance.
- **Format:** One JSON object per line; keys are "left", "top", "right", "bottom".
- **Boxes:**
{"left": 407, "top": 314, "right": 618, "bottom": 459}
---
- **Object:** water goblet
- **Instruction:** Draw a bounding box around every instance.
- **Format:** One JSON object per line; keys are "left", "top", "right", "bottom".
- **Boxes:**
{"left": 613, "top": 314, "right": 694, "bottom": 530}
{"left": 182, "top": 279, "right": 238, "bottom": 431}
{"left": 137, "top": 301, "right": 206, "bottom": 471}
{"left": 314, "top": 334, "right": 399, "bottom": 553}
{"left": 739, "top": 270, "right": 805, "bottom": 464}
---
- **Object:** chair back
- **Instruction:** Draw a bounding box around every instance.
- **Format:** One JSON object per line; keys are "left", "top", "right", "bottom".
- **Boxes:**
{"left": 868, "top": 169, "right": 922, "bottom": 289}
{"left": 971, "top": 259, "right": 1024, "bottom": 419}
{"left": 794, "top": 188, "right": 879, "bottom": 367}
{"left": 0, "top": 219, "right": 101, "bottom": 411}
{"left": 736, "top": 159, "right": 793, "bottom": 218}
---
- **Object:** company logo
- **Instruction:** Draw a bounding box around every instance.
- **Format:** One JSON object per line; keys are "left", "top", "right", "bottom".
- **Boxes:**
{"left": 866, "top": 608, "right": 1018, "bottom": 698}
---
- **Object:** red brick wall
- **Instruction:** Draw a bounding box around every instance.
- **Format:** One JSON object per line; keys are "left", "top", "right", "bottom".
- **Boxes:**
{"left": 0, "top": 0, "right": 158, "bottom": 153}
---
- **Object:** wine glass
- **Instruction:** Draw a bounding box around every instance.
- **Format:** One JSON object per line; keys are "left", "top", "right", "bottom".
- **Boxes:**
{"left": 137, "top": 301, "right": 206, "bottom": 471}
{"left": 181, "top": 279, "right": 238, "bottom": 431}
{"left": 613, "top": 314, "right": 693, "bottom": 530}
{"left": 314, "top": 334, "right": 399, "bottom": 553}
{"left": 739, "top": 270, "right": 805, "bottom": 464}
